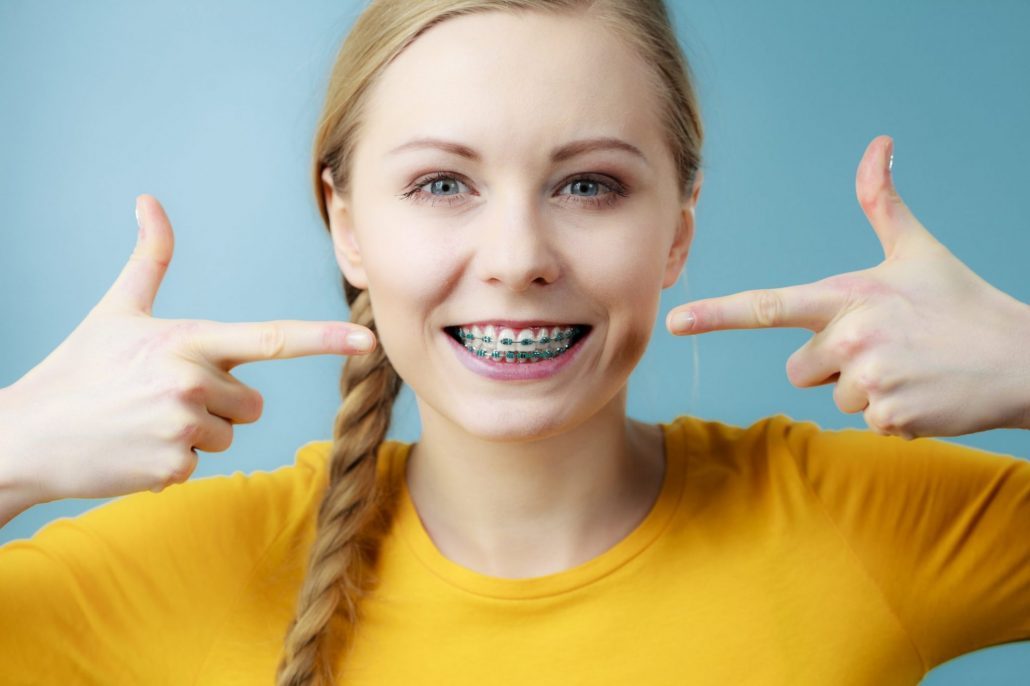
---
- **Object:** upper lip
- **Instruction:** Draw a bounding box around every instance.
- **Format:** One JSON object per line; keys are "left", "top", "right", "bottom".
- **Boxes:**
{"left": 448, "top": 320, "right": 588, "bottom": 329}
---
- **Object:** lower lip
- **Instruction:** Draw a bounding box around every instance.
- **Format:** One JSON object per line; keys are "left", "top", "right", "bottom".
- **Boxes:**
{"left": 443, "top": 328, "right": 591, "bottom": 381}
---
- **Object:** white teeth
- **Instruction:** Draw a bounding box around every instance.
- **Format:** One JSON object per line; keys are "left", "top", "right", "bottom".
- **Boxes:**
{"left": 497, "top": 328, "right": 517, "bottom": 355}
{"left": 516, "top": 329, "right": 538, "bottom": 363}
{"left": 483, "top": 324, "right": 496, "bottom": 344}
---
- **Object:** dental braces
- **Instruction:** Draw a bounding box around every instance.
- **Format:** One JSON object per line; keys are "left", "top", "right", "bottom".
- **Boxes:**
{"left": 463, "top": 344, "right": 572, "bottom": 361}
{"left": 457, "top": 325, "right": 581, "bottom": 346}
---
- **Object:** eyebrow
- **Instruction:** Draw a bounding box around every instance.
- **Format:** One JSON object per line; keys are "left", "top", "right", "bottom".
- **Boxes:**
{"left": 387, "top": 136, "right": 649, "bottom": 167}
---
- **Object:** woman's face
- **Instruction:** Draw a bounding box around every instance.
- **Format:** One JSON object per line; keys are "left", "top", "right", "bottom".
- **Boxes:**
{"left": 323, "top": 10, "right": 700, "bottom": 441}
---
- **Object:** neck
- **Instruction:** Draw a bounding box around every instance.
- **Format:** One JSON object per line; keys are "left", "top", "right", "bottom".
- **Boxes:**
{"left": 405, "top": 388, "right": 666, "bottom": 579}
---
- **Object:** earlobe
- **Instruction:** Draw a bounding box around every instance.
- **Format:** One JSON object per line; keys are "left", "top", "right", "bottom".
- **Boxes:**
{"left": 321, "top": 166, "right": 369, "bottom": 290}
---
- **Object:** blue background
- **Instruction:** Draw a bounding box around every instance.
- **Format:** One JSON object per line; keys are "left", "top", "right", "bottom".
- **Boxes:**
{"left": 1, "top": 1, "right": 1027, "bottom": 681}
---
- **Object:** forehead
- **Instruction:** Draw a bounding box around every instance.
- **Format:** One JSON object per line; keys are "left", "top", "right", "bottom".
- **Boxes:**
{"left": 357, "top": 10, "right": 665, "bottom": 167}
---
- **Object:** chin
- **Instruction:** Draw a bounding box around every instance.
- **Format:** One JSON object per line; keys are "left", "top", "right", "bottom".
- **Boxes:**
{"left": 441, "top": 397, "right": 587, "bottom": 444}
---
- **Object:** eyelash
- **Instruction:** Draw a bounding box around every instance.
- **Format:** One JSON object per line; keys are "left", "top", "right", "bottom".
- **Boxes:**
{"left": 398, "top": 172, "right": 630, "bottom": 210}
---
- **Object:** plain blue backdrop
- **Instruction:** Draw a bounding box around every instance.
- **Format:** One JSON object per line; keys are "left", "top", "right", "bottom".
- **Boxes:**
{"left": 1, "top": 1, "right": 1028, "bottom": 682}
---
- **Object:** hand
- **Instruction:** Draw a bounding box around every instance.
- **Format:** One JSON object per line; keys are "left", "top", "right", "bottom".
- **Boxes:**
{"left": 2, "top": 195, "right": 377, "bottom": 503}
{"left": 665, "top": 136, "right": 1030, "bottom": 439}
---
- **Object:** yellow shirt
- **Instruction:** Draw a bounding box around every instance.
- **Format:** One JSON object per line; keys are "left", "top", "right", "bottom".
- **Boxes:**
{"left": 2, "top": 414, "right": 1028, "bottom": 684}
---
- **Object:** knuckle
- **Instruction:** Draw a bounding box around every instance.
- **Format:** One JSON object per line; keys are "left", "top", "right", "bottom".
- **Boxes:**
{"left": 167, "top": 450, "right": 198, "bottom": 485}
{"left": 752, "top": 290, "right": 782, "bottom": 327}
{"left": 856, "top": 357, "right": 900, "bottom": 396}
{"left": 257, "top": 323, "right": 288, "bottom": 359}
{"left": 865, "top": 401, "right": 906, "bottom": 436}
{"left": 176, "top": 419, "right": 204, "bottom": 444}
{"left": 170, "top": 375, "right": 207, "bottom": 405}
{"left": 855, "top": 363, "right": 883, "bottom": 395}
{"left": 153, "top": 452, "right": 195, "bottom": 491}
{"left": 863, "top": 406, "right": 889, "bottom": 435}
{"left": 832, "top": 332, "right": 866, "bottom": 360}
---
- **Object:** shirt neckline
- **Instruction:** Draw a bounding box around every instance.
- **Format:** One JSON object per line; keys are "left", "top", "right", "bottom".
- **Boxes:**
{"left": 384, "top": 418, "right": 688, "bottom": 600}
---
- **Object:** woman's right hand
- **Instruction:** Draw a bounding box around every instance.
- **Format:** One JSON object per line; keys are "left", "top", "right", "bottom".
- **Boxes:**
{"left": 1, "top": 194, "right": 377, "bottom": 504}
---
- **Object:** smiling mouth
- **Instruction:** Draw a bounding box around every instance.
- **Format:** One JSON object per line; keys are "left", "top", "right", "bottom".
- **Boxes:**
{"left": 445, "top": 323, "right": 590, "bottom": 363}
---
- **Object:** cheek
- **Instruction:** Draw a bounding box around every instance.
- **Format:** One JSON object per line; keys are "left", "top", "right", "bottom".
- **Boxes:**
{"left": 358, "top": 229, "right": 458, "bottom": 374}
{"left": 360, "top": 216, "right": 457, "bottom": 313}
{"left": 574, "top": 240, "right": 663, "bottom": 371}
{"left": 609, "top": 315, "right": 652, "bottom": 374}
{"left": 575, "top": 227, "right": 667, "bottom": 311}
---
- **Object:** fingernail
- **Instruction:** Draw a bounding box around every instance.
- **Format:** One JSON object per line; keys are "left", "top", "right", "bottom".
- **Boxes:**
{"left": 135, "top": 200, "right": 144, "bottom": 239}
{"left": 345, "top": 330, "right": 374, "bottom": 352}
{"left": 886, "top": 139, "right": 894, "bottom": 174}
{"left": 671, "top": 311, "right": 695, "bottom": 333}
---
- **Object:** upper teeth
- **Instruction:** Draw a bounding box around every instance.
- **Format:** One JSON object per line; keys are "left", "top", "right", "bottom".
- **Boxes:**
{"left": 456, "top": 325, "right": 580, "bottom": 347}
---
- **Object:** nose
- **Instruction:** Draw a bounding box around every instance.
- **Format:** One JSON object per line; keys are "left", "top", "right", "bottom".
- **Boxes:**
{"left": 472, "top": 188, "right": 562, "bottom": 292}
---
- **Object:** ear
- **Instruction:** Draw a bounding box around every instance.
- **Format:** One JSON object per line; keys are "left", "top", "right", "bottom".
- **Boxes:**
{"left": 661, "top": 169, "right": 702, "bottom": 289}
{"left": 321, "top": 166, "right": 369, "bottom": 290}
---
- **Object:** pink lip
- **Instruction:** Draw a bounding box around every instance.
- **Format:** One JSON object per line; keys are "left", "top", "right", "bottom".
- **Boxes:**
{"left": 447, "top": 320, "right": 586, "bottom": 329}
{"left": 443, "top": 327, "right": 591, "bottom": 381}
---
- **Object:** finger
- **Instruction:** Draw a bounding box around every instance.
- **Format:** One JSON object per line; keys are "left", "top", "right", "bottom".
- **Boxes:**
{"left": 95, "top": 195, "right": 176, "bottom": 316}
{"left": 188, "top": 320, "right": 377, "bottom": 368}
{"left": 198, "top": 367, "right": 265, "bottom": 425}
{"left": 785, "top": 333, "right": 840, "bottom": 388}
{"left": 863, "top": 402, "right": 914, "bottom": 440}
{"left": 190, "top": 412, "right": 235, "bottom": 454}
{"left": 151, "top": 448, "right": 199, "bottom": 494}
{"left": 667, "top": 279, "right": 846, "bottom": 335}
{"left": 855, "top": 135, "right": 937, "bottom": 258}
{"left": 832, "top": 369, "right": 869, "bottom": 414}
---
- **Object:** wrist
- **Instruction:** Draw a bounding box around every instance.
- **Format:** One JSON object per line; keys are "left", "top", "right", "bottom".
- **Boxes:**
{"left": 1013, "top": 301, "right": 1030, "bottom": 431}
{"left": 1017, "top": 304, "right": 1025, "bottom": 428}
{"left": 0, "top": 383, "right": 43, "bottom": 527}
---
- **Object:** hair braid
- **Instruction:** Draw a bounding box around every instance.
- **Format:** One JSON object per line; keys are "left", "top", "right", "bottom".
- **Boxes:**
{"left": 275, "top": 284, "right": 402, "bottom": 686}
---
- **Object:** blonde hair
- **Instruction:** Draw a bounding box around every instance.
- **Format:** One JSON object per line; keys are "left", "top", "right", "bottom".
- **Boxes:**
{"left": 275, "top": 1, "right": 704, "bottom": 683}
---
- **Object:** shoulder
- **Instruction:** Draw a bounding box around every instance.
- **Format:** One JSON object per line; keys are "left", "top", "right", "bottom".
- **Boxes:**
{"left": 662, "top": 412, "right": 1026, "bottom": 491}
{"left": 663, "top": 412, "right": 819, "bottom": 464}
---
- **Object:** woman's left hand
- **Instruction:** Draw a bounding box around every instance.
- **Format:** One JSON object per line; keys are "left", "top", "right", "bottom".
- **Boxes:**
{"left": 666, "top": 135, "right": 1030, "bottom": 439}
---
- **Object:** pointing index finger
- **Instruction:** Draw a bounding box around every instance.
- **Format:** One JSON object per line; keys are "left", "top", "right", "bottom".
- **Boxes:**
{"left": 189, "top": 320, "right": 376, "bottom": 368}
{"left": 667, "top": 280, "right": 846, "bottom": 335}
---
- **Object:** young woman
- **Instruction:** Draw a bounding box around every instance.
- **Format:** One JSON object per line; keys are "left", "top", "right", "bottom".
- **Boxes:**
{"left": 1, "top": 1, "right": 1028, "bottom": 684}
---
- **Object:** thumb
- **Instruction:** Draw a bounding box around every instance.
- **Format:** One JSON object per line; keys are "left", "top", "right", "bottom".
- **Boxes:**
{"left": 855, "top": 135, "right": 936, "bottom": 258}
{"left": 95, "top": 194, "right": 175, "bottom": 316}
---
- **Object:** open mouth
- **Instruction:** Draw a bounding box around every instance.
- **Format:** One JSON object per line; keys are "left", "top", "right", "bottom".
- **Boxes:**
{"left": 444, "top": 323, "right": 591, "bottom": 363}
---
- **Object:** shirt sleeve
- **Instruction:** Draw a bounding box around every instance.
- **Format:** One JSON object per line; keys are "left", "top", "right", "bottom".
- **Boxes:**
{"left": 777, "top": 415, "right": 1030, "bottom": 672}
{"left": 0, "top": 442, "right": 326, "bottom": 685}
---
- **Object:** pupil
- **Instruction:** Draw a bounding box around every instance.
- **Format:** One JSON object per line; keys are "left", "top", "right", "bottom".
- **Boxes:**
{"left": 575, "top": 181, "right": 596, "bottom": 196}
{"left": 433, "top": 179, "right": 455, "bottom": 194}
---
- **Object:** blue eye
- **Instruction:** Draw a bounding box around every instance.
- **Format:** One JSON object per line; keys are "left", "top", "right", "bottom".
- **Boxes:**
{"left": 567, "top": 179, "right": 604, "bottom": 197}
{"left": 422, "top": 176, "right": 465, "bottom": 198}
{"left": 399, "top": 172, "right": 629, "bottom": 209}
